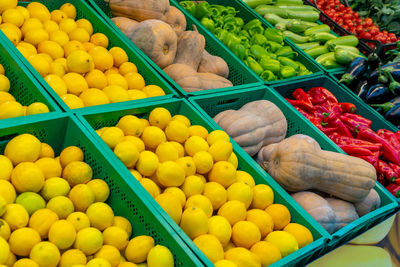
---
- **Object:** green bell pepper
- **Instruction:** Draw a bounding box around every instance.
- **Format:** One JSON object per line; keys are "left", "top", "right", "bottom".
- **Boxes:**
{"left": 243, "top": 19, "right": 264, "bottom": 37}
{"left": 223, "top": 16, "right": 239, "bottom": 32}
{"left": 250, "top": 44, "right": 268, "bottom": 60}
{"left": 260, "top": 58, "right": 281, "bottom": 74}
{"left": 235, "top": 17, "right": 244, "bottom": 27}
{"left": 239, "top": 30, "right": 250, "bottom": 39}
{"left": 201, "top": 18, "right": 215, "bottom": 34}
{"left": 265, "top": 41, "right": 283, "bottom": 53}
{"left": 180, "top": 1, "right": 196, "bottom": 17}
{"left": 195, "top": 2, "right": 211, "bottom": 19}
{"left": 278, "top": 56, "right": 300, "bottom": 71}
{"left": 280, "top": 65, "right": 297, "bottom": 78}
{"left": 231, "top": 43, "right": 247, "bottom": 61}
{"left": 246, "top": 57, "right": 264, "bottom": 75}
{"left": 260, "top": 70, "right": 276, "bottom": 81}
{"left": 276, "top": 46, "right": 298, "bottom": 59}
{"left": 251, "top": 34, "right": 268, "bottom": 46}
{"left": 226, "top": 34, "right": 242, "bottom": 49}
{"left": 264, "top": 28, "right": 284, "bottom": 44}
{"left": 217, "top": 30, "right": 229, "bottom": 43}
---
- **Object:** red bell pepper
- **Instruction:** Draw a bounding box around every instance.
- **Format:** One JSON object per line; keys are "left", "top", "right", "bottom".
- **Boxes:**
{"left": 339, "top": 102, "right": 357, "bottom": 113}
{"left": 389, "top": 163, "right": 400, "bottom": 177}
{"left": 385, "top": 183, "right": 400, "bottom": 197}
{"left": 378, "top": 160, "right": 397, "bottom": 182}
{"left": 324, "top": 104, "right": 343, "bottom": 122}
{"left": 308, "top": 87, "right": 338, "bottom": 104}
{"left": 293, "top": 88, "right": 313, "bottom": 106}
{"left": 307, "top": 87, "right": 328, "bottom": 104}
{"left": 377, "top": 129, "right": 400, "bottom": 151}
{"left": 395, "top": 131, "right": 400, "bottom": 143}
{"left": 314, "top": 105, "right": 331, "bottom": 119}
{"left": 338, "top": 145, "right": 373, "bottom": 156}
{"left": 321, "top": 127, "right": 338, "bottom": 135}
{"left": 329, "top": 132, "right": 382, "bottom": 151}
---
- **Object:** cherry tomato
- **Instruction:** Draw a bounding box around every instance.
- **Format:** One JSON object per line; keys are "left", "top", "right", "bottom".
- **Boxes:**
{"left": 353, "top": 12, "right": 359, "bottom": 18}
{"left": 364, "top": 18, "right": 373, "bottom": 27}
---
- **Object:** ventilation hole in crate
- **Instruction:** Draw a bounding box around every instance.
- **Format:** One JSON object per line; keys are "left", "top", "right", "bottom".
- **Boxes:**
{"left": 31, "top": 129, "right": 47, "bottom": 142}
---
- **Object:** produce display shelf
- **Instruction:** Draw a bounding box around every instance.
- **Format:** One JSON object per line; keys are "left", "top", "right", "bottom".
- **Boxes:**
{"left": 75, "top": 98, "right": 329, "bottom": 267}
{"left": 0, "top": 113, "right": 204, "bottom": 267}
{"left": 0, "top": 32, "right": 61, "bottom": 126}
{"left": 9, "top": 0, "right": 178, "bottom": 114}
{"left": 188, "top": 84, "right": 399, "bottom": 252}
{"left": 87, "top": 0, "right": 264, "bottom": 97}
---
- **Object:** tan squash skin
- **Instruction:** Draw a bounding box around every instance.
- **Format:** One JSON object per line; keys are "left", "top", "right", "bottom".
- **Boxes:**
{"left": 354, "top": 189, "right": 381, "bottom": 216}
{"left": 162, "top": 6, "right": 187, "bottom": 37}
{"left": 173, "top": 25, "right": 205, "bottom": 70}
{"left": 111, "top": 17, "right": 139, "bottom": 36}
{"left": 106, "top": 0, "right": 170, "bottom": 21}
{"left": 128, "top": 20, "right": 177, "bottom": 69}
{"left": 198, "top": 50, "right": 229, "bottom": 78}
{"left": 214, "top": 100, "right": 287, "bottom": 156}
{"left": 257, "top": 134, "right": 377, "bottom": 202}
{"left": 326, "top": 198, "right": 359, "bottom": 231}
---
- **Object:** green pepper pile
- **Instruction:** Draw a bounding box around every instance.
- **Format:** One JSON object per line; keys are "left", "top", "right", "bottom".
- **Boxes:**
{"left": 180, "top": 1, "right": 313, "bottom": 81}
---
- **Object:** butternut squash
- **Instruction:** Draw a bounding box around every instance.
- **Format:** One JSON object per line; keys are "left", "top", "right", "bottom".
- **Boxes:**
{"left": 111, "top": 17, "right": 138, "bottom": 36}
{"left": 198, "top": 50, "right": 229, "bottom": 78}
{"left": 162, "top": 6, "right": 187, "bottom": 37}
{"left": 106, "top": 0, "right": 169, "bottom": 21}
{"left": 213, "top": 100, "right": 287, "bottom": 156}
{"left": 326, "top": 198, "right": 359, "bottom": 231}
{"left": 354, "top": 189, "right": 381, "bottom": 217}
{"left": 128, "top": 19, "right": 177, "bottom": 69}
{"left": 173, "top": 25, "right": 205, "bottom": 70}
{"left": 257, "top": 134, "right": 377, "bottom": 202}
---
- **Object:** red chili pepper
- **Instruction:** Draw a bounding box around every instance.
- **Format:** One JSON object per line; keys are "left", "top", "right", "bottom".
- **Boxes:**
{"left": 293, "top": 88, "right": 313, "bottom": 106}
{"left": 327, "top": 118, "right": 353, "bottom": 137}
{"left": 314, "top": 105, "right": 331, "bottom": 119}
{"left": 321, "top": 127, "right": 338, "bottom": 135}
{"left": 339, "top": 103, "right": 357, "bottom": 113}
{"left": 286, "top": 99, "right": 314, "bottom": 113}
{"left": 324, "top": 104, "right": 343, "bottom": 122}
{"left": 377, "top": 172, "right": 386, "bottom": 186}
{"left": 358, "top": 150, "right": 380, "bottom": 169}
{"left": 339, "top": 115, "right": 371, "bottom": 136}
{"left": 318, "top": 87, "right": 338, "bottom": 104}
{"left": 378, "top": 160, "right": 397, "bottom": 182}
{"left": 340, "top": 113, "right": 372, "bottom": 127}
{"left": 307, "top": 87, "right": 328, "bottom": 104}
{"left": 357, "top": 128, "right": 400, "bottom": 165}
{"left": 293, "top": 106, "right": 314, "bottom": 120}
{"left": 320, "top": 101, "right": 333, "bottom": 111}
{"left": 395, "top": 131, "right": 400, "bottom": 143}
{"left": 338, "top": 145, "right": 373, "bottom": 156}
{"left": 389, "top": 163, "right": 400, "bottom": 177}
{"left": 328, "top": 132, "right": 382, "bottom": 151}
{"left": 385, "top": 183, "right": 400, "bottom": 198}
{"left": 377, "top": 129, "right": 400, "bottom": 151}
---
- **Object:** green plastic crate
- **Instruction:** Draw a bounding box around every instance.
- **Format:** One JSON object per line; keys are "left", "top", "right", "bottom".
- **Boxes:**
{"left": 0, "top": 113, "right": 203, "bottom": 267}
{"left": 0, "top": 32, "right": 61, "bottom": 125}
{"left": 76, "top": 98, "right": 329, "bottom": 267}
{"left": 86, "top": 0, "right": 264, "bottom": 97}
{"left": 8, "top": 0, "right": 177, "bottom": 113}
{"left": 173, "top": 0, "right": 324, "bottom": 85}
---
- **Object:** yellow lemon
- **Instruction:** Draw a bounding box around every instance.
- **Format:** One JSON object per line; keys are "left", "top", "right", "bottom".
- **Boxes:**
{"left": 44, "top": 74, "right": 67, "bottom": 96}
{"left": 0, "top": 92, "right": 15, "bottom": 104}
{"left": 39, "top": 142, "right": 54, "bottom": 158}
{"left": 2, "top": 8, "right": 24, "bottom": 27}
{"left": 83, "top": 41, "right": 96, "bottom": 52}
{"left": 80, "top": 88, "right": 110, "bottom": 107}
{"left": 0, "top": 100, "right": 20, "bottom": 118}
{"left": 207, "top": 216, "right": 232, "bottom": 246}
{"left": 123, "top": 136, "right": 145, "bottom": 153}
{"left": 215, "top": 260, "right": 238, "bottom": 267}
{"left": 0, "top": 219, "right": 10, "bottom": 240}
{"left": 265, "top": 231, "right": 299, "bottom": 257}
{"left": 60, "top": 3, "right": 76, "bottom": 19}
{"left": 49, "top": 30, "right": 69, "bottom": 47}
{"left": 59, "top": 249, "right": 87, "bottom": 267}
{"left": 250, "top": 241, "right": 281, "bottom": 266}
{"left": 114, "top": 141, "right": 139, "bottom": 168}
{"left": 118, "top": 262, "right": 138, "bottom": 267}
{"left": 125, "top": 236, "right": 154, "bottom": 264}
{"left": 60, "top": 145, "right": 84, "bottom": 167}
{"left": 246, "top": 209, "right": 274, "bottom": 239}
{"left": 171, "top": 114, "right": 191, "bottom": 127}
{"left": 87, "top": 179, "right": 110, "bottom": 202}
{"left": 4, "top": 250, "right": 16, "bottom": 266}
{"left": 11, "top": 162, "right": 45, "bottom": 193}
{"left": 175, "top": 156, "right": 196, "bottom": 176}
{"left": 123, "top": 72, "right": 145, "bottom": 90}
{"left": 30, "top": 241, "right": 61, "bottom": 267}
{"left": 13, "top": 258, "right": 39, "bottom": 267}
{"left": 104, "top": 67, "right": 119, "bottom": 75}
{"left": 156, "top": 161, "right": 185, "bottom": 187}
{"left": 184, "top": 136, "right": 209, "bottom": 157}
{"left": 29, "top": 208, "right": 59, "bottom": 239}
{"left": 141, "top": 126, "right": 166, "bottom": 150}
{"left": 227, "top": 182, "right": 253, "bottom": 209}
{"left": 163, "top": 187, "right": 186, "bottom": 207}
{"left": 69, "top": 184, "right": 95, "bottom": 212}
{"left": 140, "top": 118, "right": 150, "bottom": 129}
{"left": 86, "top": 202, "right": 114, "bottom": 231}
{"left": 250, "top": 184, "right": 274, "bottom": 210}
{"left": 192, "top": 151, "right": 213, "bottom": 174}
{"left": 208, "top": 161, "right": 236, "bottom": 188}
{"left": 66, "top": 50, "right": 93, "bottom": 74}
{"left": 85, "top": 69, "right": 108, "bottom": 89}
{"left": 103, "top": 226, "right": 129, "bottom": 251}
{"left": 155, "top": 193, "right": 182, "bottom": 224}
{"left": 76, "top": 19, "right": 93, "bottom": 35}
{"left": 208, "top": 141, "right": 232, "bottom": 162}
{"left": 140, "top": 178, "right": 161, "bottom": 198}
{"left": 170, "top": 141, "right": 184, "bottom": 157}
{"left": 148, "top": 108, "right": 171, "bottom": 130}
{"left": 100, "top": 126, "right": 125, "bottom": 149}
{"left": 67, "top": 212, "right": 91, "bottom": 232}
{"left": 61, "top": 94, "right": 85, "bottom": 109}
{"left": 283, "top": 223, "right": 313, "bottom": 249}
{"left": 155, "top": 142, "right": 179, "bottom": 163}
{"left": 136, "top": 151, "right": 159, "bottom": 177}
{"left": 165, "top": 121, "right": 189, "bottom": 143}
{"left": 116, "top": 115, "right": 143, "bottom": 136}
{"left": 188, "top": 125, "right": 208, "bottom": 139}
{"left": 112, "top": 216, "right": 132, "bottom": 237}
{"left": 49, "top": 220, "right": 76, "bottom": 250}
{"left": 50, "top": 10, "right": 67, "bottom": 23}
{"left": 38, "top": 53, "right": 53, "bottom": 64}
{"left": 0, "top": 236, "right": 9, "bottom": 265}
{"left": 265, "top": 204, "right": 291, "bottom": 230}
{"left": 46, "top": 196, "right": 74, "bottom": 219}
{"left": 102, "top": 85, "right": 129, "bottom": 103}
{"left": 0, "top": 24, "right": 20, "bottom": 45}
{"left": 64, "top": 40, "right": 84, "bottom": 57}
{"left": 95, "top": 245, "right": 121, "bottom": 267}
{"left": 15, "top": 192, "right": 45, "bottom": 216}
{"left": 107, "top": 73, "right": 128, "bottom": 89}
{"left": 0, "top": 75, "right": 10, "bottom": 92}
{"left": 89, "top": 46, "right": 113, "bottom": 71}
{"left": 181, "top": 175, "right": 204, "bottom": 198}
{"left": 218, "top": 200, "right": 246, "bottom": 226}
{"left": 0, "top": 180, "right": 15, "bottom": 204}
{"left": 69, "top": 27, "right": 90, "bottom": 43}
{"left": 21, "top": 18, "right": 42, "bottom": 36}
{"left": 119, "top": 62, "right": 137, "bottom": 75}
{"left": 40, "top": 177, "right": 70, "bottom": 200}
{"left": 127, "top": 89, "right": 147, "bottom": 100}
{"left": 207, "top": 130, "right": 230, "bottom": 145}
{"left": 74, "top": 227, "right": 103, "bottom": 255}
{"left": 43, "top": 20, "right": 59, "bottom": 33}
{"left": 0, "top": 0, "right": 17, "bottom": 15}
{"left": 90, "top": 33, "right": 109, "bottom": 48}
{"left": 26, "top": 102, "right": 49, "bottom": 115}
{"left": 26, "top": 2, "right": 50, "bottom": 22}
{"left": 50, "top": 61, "right": 67, "bottom": 77}
{"left": 225, "top": 247, "right": 261, "bottom": 267}
{"left": 37, "top": 40, "right": 64, "bottom": 60}
{"left": 231, "top": 221, "right": 261, "bottom": 249}
{"left": 63, "top": 72, "right": 89, "bottom": 95}
{"left": 59, "top": 18, "right": 77, "bottom": 34}
{"left": 203, "top": 182, "right": 227, "bottom": 210}
{"left": 0, "top": 155, "right": 13, "bottom": 181}
{"left": 193, "top": 234, "right": 224, "bottom": 263}
{"left": 16, "top": 6, "right": 29, "bottom": 20}
{"left": 129, "top": 169, "right": 143, "bottom": 180}
{"left": 147, "top": 245, "right": 174, "bottom": 267}
{"left": 236, "top": 171, "right": 255, "bottom": 188}
{"left": 9, "top": 227, "right": 41, "bottom": 256}
{"left": 184, "top": 195, "right": 213, "bottom": 218}
{"left": 27, "top": 54, "right": 50, "bottom": 77}
{"left": 16, "top": 45, "right": 35, "bottom": 58}
{"left": 142, "top": 85, "right": 165, "bottom": 98}
{"left": 62, "top": 161, "right": 93, "bottom": 186}
{"left": 24, "top": 28, "right": 49, "bottom": 46}
{"left": 109, "top": 47, "right": 128, "bottom": 67}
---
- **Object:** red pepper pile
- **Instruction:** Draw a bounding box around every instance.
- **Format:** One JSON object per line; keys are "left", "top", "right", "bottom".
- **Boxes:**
{"left": 315, "top": 0, "right": 399, "bottom": 46}
{"left": 286, "top": 87, "right": 400, "bottom": 197}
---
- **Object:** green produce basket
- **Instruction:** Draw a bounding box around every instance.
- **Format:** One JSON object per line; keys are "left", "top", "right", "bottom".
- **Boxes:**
{"left": 76, "top": 98, "right": 329, "bottom": 267}
{"left": 173, "top": 0, "right": 324, "bottom": 85}
{"left": 87, "top": 0, "right": 264, "bottom": 97}
{"left": 270, "top": 75, "right": 400, "bottom": 248}
{"left": 8, "top": 0, "right": 177, "bottom": 113}
{"left": 0, "top": 113, "right": 203, "bottom": 267}
{"left": 0, "top": 32, "right": 61, "bottom": 125}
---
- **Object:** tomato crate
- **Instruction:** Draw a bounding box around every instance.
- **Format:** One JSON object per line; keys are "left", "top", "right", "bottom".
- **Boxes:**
{"left": 86, "top": 0, "right": 264, "bottom": 97}
{"left": 75, "top": 98, "right": 329, "bottom": 267}
{"left": 0, "top": 113, "right": 203, "bottom": 267}
{"left": 0, "top": 32, "right": 61, "bottom": 126}
{"left": 6, "top": 0, "right": 178, "bottom": 113}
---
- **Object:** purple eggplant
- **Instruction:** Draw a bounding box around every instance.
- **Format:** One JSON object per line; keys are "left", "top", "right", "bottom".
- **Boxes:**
{"left": 340, "top": 57, "right": 368, "bottom": 86}
{"left": 385, "top": 104, "right": 400, "bottom": 126}
{"left": 368, "top": 62, "right": 400, "bottom": 84}
{"left": 355, "top": 79, "right": 369, "bottom": 100}
{"left": 371, "top": 96, "right": 400, "bottom": 114}
{"left": 365, "top": 84, "right": 395, "bottom": 104}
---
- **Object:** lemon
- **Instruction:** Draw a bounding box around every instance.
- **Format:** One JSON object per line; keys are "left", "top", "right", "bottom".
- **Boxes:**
{"left": 50, "top": 61, "right": 67, "bottom": 77}
{"left": 156, "top": 161, "right": 185, "bottom": 187}
{"left": 27, "top": 2, "right": 50, "bottom": 21}
{"left": 48, "top": 30, "right": 68, "bottom": 46}
{"left": 0, "top": 219, "right": 10, "bottom": 240}
{"left": 60, "top": 3, "right": 76, "bottom": 19}
{"left": 16, "top": 6, "right": 29, "bottom": 19}
{"left": 48, "top": 220, "right": 76, "bottom": 250}
{"left": 251, "top": 241, "right": 282, "bottom": 266}
{"left": 40, "top": 177, "right": 71, "bottom": 200}
{"left": 26, "top": 102, "right": 49, "bottom": 115}
{"left": 208, "top": 141, "right": 233, "bottom": 162}
{"left": 76, "top": 18, "right": 93, "bottom": 35}
{"left": 154, "top": 142, "right": 178, "bottom": 163}
{"left": 142, "top": 85, "right": 165, "bottom": 98}
{"left": 127, "top": 89, "right": 147, "bottom": 100}
{"left": 179, "top": 206, "right": 208, "bottom": 240}
{"left": 29, "top": 208, "right": 59, "bottom": 239}
{"left": 107, "top": 73, "right": 128, "bottom": 89}
{"left": 208, "top": 161, "right": 237, "bottom": 188}
{"left": 0, "top": 155, "right": 12, "bottom": 181}
{"left": 8, "top": 227, "right": 41, "bottom": 256}
{"left": 118, "top": 263, "right": 138, "bottom": 267}
{"left": 61, "top": 94, "right": 85, "bottom": 109}
{"left": 43, "top": 74, "right": 66, "bottom": 96}
{"left": 188, "top": 125, "right": 208, "bottom": 139}
{"left": 215, "top": 260, "right": 238, "bottom": 267}
{"left": 11, "top": 162, "right": 44, "bottom": 193}
{"left": 246, "top": 209, "right": 274, "bottom": 240}
{"left": 122, "top": 72, "right": 145, "bottom": 90}
{"left": 59, "top": 18, "right": 77, "bottom": 34}
{"left": 125, "top": 236, "right": 154, "bottom": 264}
{"left": 63, "top": 72, "right": 89, "bottom": 95}
{"left": 123, "top": 136, "right": 145, "bottom": 152}
{"left": 2, "top": 8, "right": 24, "bottom": 27}
{"left": 102, "top": 226, "right": 129, "bottom": 251}
{"left": 250, "top": 184, "right": 273, "bottom": 210}
{"left": 46, "top": 195, "right": 74, "bottom": 219}
{"left": 100, "top": 127, "right": 125, "bottom": 149}
{"left": 89, "top": 46, "right": 113, "bottom": 71}
{"left": 265, "top": 231, "right": 299, "bottom": 257}
{"left": 164, "top": 121, "right": 190, "bottom": 144}
{"left": 155, "top": 193, "right": 182, "bottom": 224}
{"left": 103, "top": 85, "right": 130, "bottom": 103}
{"left": 0, "top": 180, "right": 15, "bottom": 204}
{"left": 140, "top": 177, "right": 160, "bottom": 199}
{"left": 130, "top": 169, "right": 143, "bottom": 180}
{"left": 203, "top": 182, "right": 227, "bottom": 210}
{"left": 66, "top": 212, "right": 90, "bottom": 233}
{"left": 59, "top": 249, "right": 87, "bottom": 267}
{"left": 104, "top": 67, "right": 119, "bottom": 75}
{"left": 38, "top": 53, "right": 54, "bottom": 65}
{"left": 136, "top": 151, "right": 159, "bottom": 177}
{"left": 13, "top": 258, "right": 39, "bottom": 267}
{"left": 66, "top": 50, "right": 94, "bottom": 74}
{"left": 74, "top": 227, "right": 103, "bottom": 255}
{"left": 90, "top": 33, "right": 109, "bottom": 48}
{"left": 114, "top": 141, "right": 139, "bottom": 168}
{"left": 95, "top": 245, "right": 121, "bottom": 267}
{"left": 188, "top": 151, "right": 211, "bottom": 175}
{"left": 87, "top": 179, "right": 110, "bottom": 202}
{"left": 39, "top": 142, "right": 54, "bottom": 158}
{"left": 62, "top": 161, "right": 93, "bottom": 186}
{"left": 86, "top": 202, "right": 114, "bottom": 231}
{"left": 184, "top": 194, "right": 213, "bottom": 218}
{"left": 21, "top": 18, "right": 42, "bottom": 35}
{"left": 69, "top": 27, "right": 90, "bottom": 43}
{"left": 0, "top": 0, "right": 17, "bottom": 14}
{"left": 232, "top": 221, "right": 261, "bottom": 249}
{"left": 227, "top": 182, "right": 253, "bottom": 209}
{"left": 181, "top": 176, "right": 204, "bottom": 198}
{"left": 175, "top": 157, "right": 196, "bottom": 176}
{"left": 0, "top": 92, "right": 15, "bottom": 105}
{"left": 85, "top": 69, "right": 108, "bottom": 89}
{"left": 4, "top": 250, "right": 16, "bottom": 266}
{"left": 50, "top": 10, "right": 67, "bottom": 23}
{"left": 0, "top": 25, "right": 20, "bottom": 45}
{"left": 171, "top": 115, "right": 191, "bottom": 127}
{"left": 163, "top": 187, "right": 186, "bottom": 207}
{"left": 107, "top": 47, "right": 128, "bottom": 67}
{"left": 0, "top": 101, "right": 24, "bottom": 120}
{"left": 148, "top": 107, "right": 171, "bottom": 129}
{"left": 64, "top": 40, "right": 84, "bottom": 57}
{"left": 119, "top": 62, "right": 137, "bottom": 75}
{"left": 69, "top": 184, "right": 95, "bottom": 212}
{"left": 140, "top": 127, "right": 167, "bottom": 151}
{"left": 184, "top": 136, "right": 210, "bottom": 157}
{"left": 207, "top": 215, "right": 232, "bottom": 246}
{"left": 87, "top": 258, "right": 112, "bottom": 267}
{"left": 17, "top": 45, "right": 35, "bottom": 58}
{"left": 218, "top": 200, "right": 246, "bottom": 226}
{"left": 193, "top": 234, "right": 224, "bottom": 263}
{"left": 37, "top": 41, "right": 63, "bottom": 60}
{"left": 44, "top": 20, "right": 59, "bottom": 33}
{"left": 140, "top": 118, "right": 150, "bottom": 129}
{"left": 15, "top": 192, "right": 45, "bottom": 215}
{"left": 265, "top": 204, "right": 291, "bottom": 230}
{"left": 80, "top": 88, "right": 110, "bottom": 107}
{"left": 225, "top": 247, "right": 261, "bottom": 267}
{"left": 30, "top": 241, "right": 60, "bottom": 267}
{"left": 0, "top": 237, "right": 9, "bottom": 265}
{"left": 113, "top": 216, "right": 132, "bottom": 237}
{"left": 60, "top": 146, "right": 83, "bottom": 168}
{"left": 236, "top": 171, "right": 255, "bottom": 188}
{"left": 0, "top": 74, "right": 10, "bottom": 92}
{"left": 147, "top": 245, "right": 174, "bottom": 267}
{"left": 25, "top": 27, "right": 49, "bottom": 46}
{"left": 116, "top": 115, "right": 143, "bottom": 136}
{"left": 27, "top": 54, "right": 50, "bottom": 77}
{"left": 283, "top": 223, "right": 313, "bottom": 249}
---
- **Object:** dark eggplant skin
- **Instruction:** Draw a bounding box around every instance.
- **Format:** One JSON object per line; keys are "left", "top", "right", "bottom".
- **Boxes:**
{"left": 368, "top": 62, "right": 400, "bottom": 84}
{"left": 365, "top": 84, "right": 395, "bottom": 104}
{"left": 340, "top": 57, "right": 368, "bottom": 86}
{"left": 355, "top": 79, "right": 369, "bottom": 100}
{"left": 368, "top": 53, "right": 380, "bottom": 70}
{"left": 385, "top": 104, "right": 400, "bottom": 126}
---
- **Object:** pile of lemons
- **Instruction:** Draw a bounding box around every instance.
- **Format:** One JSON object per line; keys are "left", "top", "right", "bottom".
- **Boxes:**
{"left": 0, "top": 133, "right": 174, "bottom": 267}
{"left": 0, "top": 63, "right": 49, "bottom": 119}
{"left": 0, "top": 1, "right": 166, "bottom": 110}
{"left": 97, "top": 107, "right": 315, "bottom": 267}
